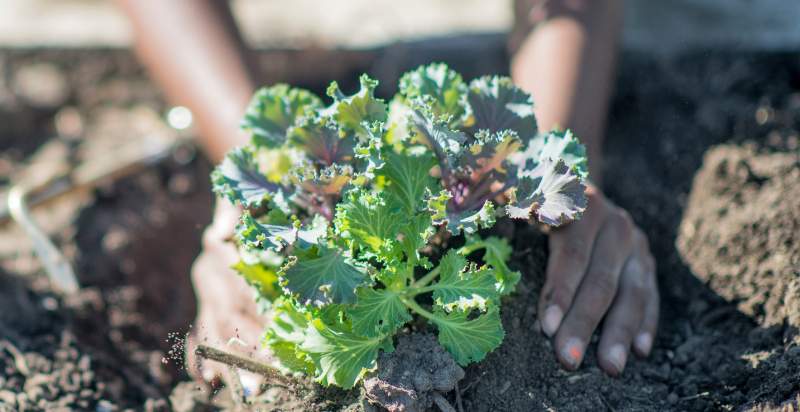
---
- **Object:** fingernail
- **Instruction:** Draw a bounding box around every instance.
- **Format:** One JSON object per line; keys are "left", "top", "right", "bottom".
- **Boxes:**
{"left": 542, "top": 305, "right": 563, "bottom": 337}
{"left": 635, "top": 333, "right": 653, "bottom": 355}
{"left": 606, "top": 344, "right": 627, "bottom": 374}
{"left": 560, "top": 338, "right": 585, "bottom": 369}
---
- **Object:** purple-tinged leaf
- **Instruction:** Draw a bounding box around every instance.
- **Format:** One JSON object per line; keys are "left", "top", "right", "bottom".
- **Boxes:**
{"left": 211, "top": 147, "right": 283, "bottom": 208}
{"left": 289, "top": 116, "right": 356, "bottom": 166}
{"left": 410, "top": 106, "right": 466, "bottom": 176}
{"left": 506, "top": 158, "right": 586, "bottom": 226}
{"left": 468, "top": 76, "right": 537, "bottom": 143}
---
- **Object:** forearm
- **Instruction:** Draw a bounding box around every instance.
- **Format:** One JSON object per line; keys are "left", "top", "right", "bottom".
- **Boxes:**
{"left": 511, "top": 0, "right": 622, "bottom": 181}
{"left": 117, "top": 0, "right": 256, "bottom": 162}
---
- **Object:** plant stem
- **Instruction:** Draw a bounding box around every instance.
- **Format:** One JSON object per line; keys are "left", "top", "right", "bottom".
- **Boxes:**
{"left": 458, "top": 241, "right": 485, "bottom": 256}
{"left": 194, "top": 344, "right": 295, "bottom": 387}
{"left": 407, "top": 284, "right": 437, "bottom": 296}
{"left": 413, "top": 266, "right": 441, "bottom": 289}
{"left": 401, "top": 297, "right": 437, "bottom": 321}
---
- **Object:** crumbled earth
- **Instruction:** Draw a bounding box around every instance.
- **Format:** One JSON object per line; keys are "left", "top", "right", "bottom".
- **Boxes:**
{"left": 678, "top": 144, "right": 800, "bottom": 332}
{"left": 455, "top": 52, "right": 800, "bottom": 411}
{"left": 1, "top": 48, "right": 799, "bottom": 411}
{"left": 364, "top": 333, "right": 464, "bottom": 412}
{"left": 0, "top": 274, "right": 170, "bottom": 411}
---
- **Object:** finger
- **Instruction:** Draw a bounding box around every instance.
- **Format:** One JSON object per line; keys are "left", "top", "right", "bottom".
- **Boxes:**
{"left": 554, "top": 210, "right": 634, "bottom": 370}
{"left": 633, "top": 265, "right": 659, "bottom": 358}
{"left": 596, "top": 241, "right": 652, "bottom": 375}
{"left": 538, "top": 203, "right": 604, "bottom": 337}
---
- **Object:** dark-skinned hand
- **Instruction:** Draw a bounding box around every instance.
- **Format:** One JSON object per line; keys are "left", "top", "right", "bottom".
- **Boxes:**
{"left": 538, "top": 183, "right": 659, "bottom": 376}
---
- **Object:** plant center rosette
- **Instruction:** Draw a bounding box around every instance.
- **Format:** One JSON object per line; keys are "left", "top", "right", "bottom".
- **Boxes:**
{"left": 211, "top": 63, "right": 589, "bottom": 389}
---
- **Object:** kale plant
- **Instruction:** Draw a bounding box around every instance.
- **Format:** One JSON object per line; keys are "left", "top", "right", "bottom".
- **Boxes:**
{"left": 211, "top": 64, "right": 588, "bottom": 388}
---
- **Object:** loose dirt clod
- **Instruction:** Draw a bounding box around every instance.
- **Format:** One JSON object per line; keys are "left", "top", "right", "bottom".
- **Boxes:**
{"left": 364, "top": 333, "right": 464, "bottom": 412}
{"left": 678, "top": 144, "right": 800, "bottom": 335}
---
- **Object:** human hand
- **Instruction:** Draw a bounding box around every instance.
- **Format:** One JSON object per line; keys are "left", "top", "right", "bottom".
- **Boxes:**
{"left": 187, "top": 200, "right": 267, "bottom": 385}
{"left": 538, "top": 183, "right": 659, "bottom": 376}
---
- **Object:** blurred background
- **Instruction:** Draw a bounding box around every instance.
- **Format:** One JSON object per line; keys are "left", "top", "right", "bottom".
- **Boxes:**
{"left": 0, "top": 0, "right": 799, "bottom": 411}
{"left": 2, "top": 0, "right": 800, "bottom": 51}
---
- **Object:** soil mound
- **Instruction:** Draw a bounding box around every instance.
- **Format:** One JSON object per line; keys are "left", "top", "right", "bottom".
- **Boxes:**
{"left": 678, "top": 144, "right": 800, "bottom": 334}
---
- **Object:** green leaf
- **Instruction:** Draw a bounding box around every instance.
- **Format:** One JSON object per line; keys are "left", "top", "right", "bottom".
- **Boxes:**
{"left": 301, "top": 319, "right": 392, "bottom": 388}
{"left": 395, "top": 213, "right": 435, "bottom": 266}
{"left": 348, "top": 288, "right": 412, "bottom": 337}
{"left": 468, "top": 76, "right": 537, "bottom": 143}
{"left": 264, "top": 298, "right": 314, "bottom": 374}
{"left": 353, "top": 129, "right": 385, "bottom": 179}
{"left": 399, "top": 63, "right": 468, "bottom": 126}
{"left": 232, "top": 260, "right": 280, "bottom": 300}
{"left": 379, "top": 151, "right": 438, "bottom": 214}
{"left": 327, "top": 74, "right": 388, "bottom": 140}
{"left": 211, "top": 147, "right": 282, "bottom": 207}
{"left": 463, "top": 236, "right": 521, "bottom": 295}
{"left": 426, "top": 189, "right": 451, "bottom": 226}
{"left": 334, "top": 189, "right": 399, "bottom": 254}
{"left": 432, "top": 307, "right": 504, "bottom": 365}
{"left": 281, "top": 247, "right": 368, "bottom": 306}
{"left": 506, "top": 158, "right": 587, "bottom": 226}
{"left": 242, "top": 84, "right": 321, "bottom": 148}
{"left": 430, "top": 250, "right": 499, "bottom": 312}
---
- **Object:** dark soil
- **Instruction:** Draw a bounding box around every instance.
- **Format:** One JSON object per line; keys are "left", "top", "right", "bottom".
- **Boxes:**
{"left": 364, "top": 333, "right": 465, "bottom": 412}
{"left": 457, "top": 52, "right": 800, "bottom": 412}
{"left": 1, "top": 46, "right": 799, "bottom": 411}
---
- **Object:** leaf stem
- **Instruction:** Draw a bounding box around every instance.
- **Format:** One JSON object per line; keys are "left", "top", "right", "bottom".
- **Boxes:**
{"left": 413, "top": 266, "right": 441, "bottom": 289}
{"left": 407, "top": 284, "right": 437, "bottom": 296}
{"left": 458, "top": 241, "right": 486, "bottom": 256}
{"left": 401, "top": 297, "right": 437, "bottom": 321}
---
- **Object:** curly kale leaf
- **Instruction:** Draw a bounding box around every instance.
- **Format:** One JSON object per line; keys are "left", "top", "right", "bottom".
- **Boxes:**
{"left": 327, "top": 74, "right": 388, "bottom": 140}
{"left": 264, "top": 298, "right": 314, "bottom": 374}
{"left": 468, "top": 76, "right": 537, "bottom": 143}
{"left": 289, "top": 115, "right": 356, "bottom": 166}
{"left": 409, "top": 107, "right": 467, "bottom": 175}
{"left": 235, "top": 212, "right": 327, "bottom": 252}
{"left": 378, "top": 150, "right": 438, "bottom": 214}
{"left": 348, "top": 288, "right": 412, "bottom": 337}
{"left": 462, "top": 129, "right": 522, "bottom": 178}
{"left": 232, "top": 260, "right": 280, "bottom": 302}
{"left": 461, "top": 236, "right": 521, "bottom": 296}
{"left": 428, "top": 193, "right": 497, "bottom": 235}
{"left": 514, "top": 129, "right": 588, "bottom": 179}
{"left": 334, "top": 189, "right": 400, "bottom": 255}
{"left": 242, "top": 84, "right": 321, "bottom": 148}
{"left": 431, "top": 307, "right": 504, "bottom": 366}
{"left": 399, "top": 63, "right": 468, "bottom": 126}
{"left": 301, "top": 319, "right": 393, "bottom": 389}
{"left": 280, "top": 246, "right": 369, "bottom": 306}
{"left": 506, "top": 158, "right": 587, "bottom": 226}
{"left": 212, "top": 147, "right": 283, "bottom": 208}
{"left": 291, "top": 162, "right": 354, "bottom": 197}
{"left": 429, "top": 250, "right": 499, "bottom": 312}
